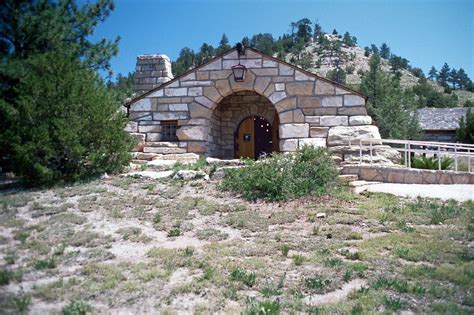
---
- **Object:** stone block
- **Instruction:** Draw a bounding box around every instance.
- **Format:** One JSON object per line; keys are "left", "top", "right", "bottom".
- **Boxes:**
{"left": 254, "top": 77, "right": 271, "bottom": 95}
{"left": 349, "top": 115, "right": 372, "bottom": 126}
{"left": 129, "top": 112, "right": 152, "bottom": 121}
{"left": 269, "top": 91, "right": 287, "bottom": 104}
{"left": 203, "top": 86, "right": 222, "bottom": 102}
{"left": 327, "top": 125, "right": 381, "bottom": 146}
{"left": 138, "top": 124, "right": 161, "bottom": 133}
{"left": 210, "top": 70, "right": 232, "bottom": 80}
{"left": 124, "top": 121, "right": 138, "bottom": 133}
{"left": 189, "top": 102, "right": 211, "bottom": 118}
{"left": 169, "top": 103, "right": 188, "bottom": 111}
{"left": 279, "top": 111, "right": 293, "bottom": 123}
{"left": 279, "top": 123, "right": 309, "bottom": 139}
{"left": 201, "top": 59, "right": 222, "bottom": 70}
{"left": 279, "top": 64, "right": 294, "bottom": 76}
{"left": 298, "top": 97, "right": 321, "bottom": 108}
{"left": 338, "top": 106, "right": 367, "bottom": 116}
{"left": 275, "top": 97, "right": 297, "bottom": 112}
{"left": 130, "top": 98, "right": 152, "bottom": 111}
{"left": 322, "top": 96, "right": 343, "bottom": 107}
{"left": 188, "top": 87, "right": 203, "bottom": 96}
{"left": 305, "top": 116, "right": 320, "bottom": 124}
{"left": 315, "top": 80, "right": 335, "bottom": 95}
{"left": 263, "top": 59, "right": 278, "bottom": 67}
{"left": 181, "top": 80, "right": 213, "bottom": 86}
{"left": 320, "top": 116, "right": 348, "bottom": 127}
{"left": 344, "top": 95, "right": 365, "bottom": 106}
{"left": 280, "top": 139, "right": 298, "bottom": 151}
{"left": 146, "top": 133, "right": 161, "bottom": 142}
{"left": 153, "top": 112, "right": 189, "bottom": 120}
{"left": 275, "top": 83, "right": 285, "bottom": 91}
{"left": 164, "top": 88, "right": 187, "bottom": 97}
{"left": 286, "top": 82, "right": 314, "bottom": 96}
{"left": 310, "top": 127, "right": 329, "bottom": 138}
{"left": 188, "top": 141, "right": 207, "bottom": 153}
{"left": 149, "top": 89, "right": 164, "bottom": 97}
{"left": 194, "top": 96, "right": 214, "bottom": 108}
{"left": 299, "top": 138, "right": 326, "bottom": 148}
{"left": 251, "top": 68, "right": 279, "bottom": 76}
{"left": 295, "top": 71, "right": 315, "bottom": 81}
{"left": 143, "top": 146, "right": 187, "bottom": 154}
{"left": 176, "top": 125, "right": 208, "bottom": 141}
{"left": 293, "top": 109, "right": 305, "bottom": 123}
{"left": 196, "top": 71, "right": 209, "bottom": 80}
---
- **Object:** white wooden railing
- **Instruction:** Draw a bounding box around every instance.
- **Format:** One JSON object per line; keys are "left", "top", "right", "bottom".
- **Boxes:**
{"left": 348, "top": 138, "right": 474, "bottom": 172}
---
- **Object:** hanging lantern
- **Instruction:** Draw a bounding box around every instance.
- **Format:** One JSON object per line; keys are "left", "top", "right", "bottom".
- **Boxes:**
{"left": 232, "top": 63, "right": 246, "bottom": 82}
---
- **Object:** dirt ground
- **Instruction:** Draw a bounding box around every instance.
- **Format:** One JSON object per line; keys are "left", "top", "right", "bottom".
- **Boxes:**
{"left": 0, "top": 175, "right": 472, "bottom": 314}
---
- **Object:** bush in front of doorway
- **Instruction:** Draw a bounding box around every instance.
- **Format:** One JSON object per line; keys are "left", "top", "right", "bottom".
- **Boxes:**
{"left": 220, "top": 146, "right": 338, "bottom": 201}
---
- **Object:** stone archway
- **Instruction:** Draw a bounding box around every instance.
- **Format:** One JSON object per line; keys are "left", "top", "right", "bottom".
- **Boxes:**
{"left": 209, "top": 91, "right": 279, "bottom": 159}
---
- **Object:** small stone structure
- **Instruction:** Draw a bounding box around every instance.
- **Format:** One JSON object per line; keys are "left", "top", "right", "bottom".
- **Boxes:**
{"left": 125, "top": 47, "right": 390, "bottom": 162}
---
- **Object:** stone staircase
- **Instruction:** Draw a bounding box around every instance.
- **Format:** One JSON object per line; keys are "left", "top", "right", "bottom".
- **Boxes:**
{"left": 132, "top": 141, "right": 192, "bottom": 164}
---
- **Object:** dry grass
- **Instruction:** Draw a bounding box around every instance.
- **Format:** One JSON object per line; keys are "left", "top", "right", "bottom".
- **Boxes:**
{"left": 0, "top": 177, "right": 472, "bottom": 314}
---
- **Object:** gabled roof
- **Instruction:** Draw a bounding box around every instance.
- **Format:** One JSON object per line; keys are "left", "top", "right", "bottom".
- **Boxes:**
{"left": 417, "top": 107, "right": 469, "bottom": 131}
{"left": 125, "top": 47, "right": 368, "bottom": 107}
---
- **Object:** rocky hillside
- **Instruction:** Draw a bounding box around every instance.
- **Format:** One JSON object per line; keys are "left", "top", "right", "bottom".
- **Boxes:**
{"left": 285, "top": 34, "right": 473, "bottom": 105}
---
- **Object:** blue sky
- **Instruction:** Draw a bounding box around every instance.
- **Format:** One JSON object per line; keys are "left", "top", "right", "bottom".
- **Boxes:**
{"left": 91, "top": 0, "right": 473, "bottom": 78}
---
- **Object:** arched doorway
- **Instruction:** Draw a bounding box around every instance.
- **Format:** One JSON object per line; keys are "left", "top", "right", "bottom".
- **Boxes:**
{"left": 211, "top": 91, "right": 280, "bottom": 159}
{"left": 235, "top": 116, "right": 276, "bottom": 159}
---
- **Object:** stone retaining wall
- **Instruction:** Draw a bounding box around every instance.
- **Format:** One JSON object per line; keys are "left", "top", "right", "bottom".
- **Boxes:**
{"left": 342, "top": 165, "right": 474, "bottom": 184}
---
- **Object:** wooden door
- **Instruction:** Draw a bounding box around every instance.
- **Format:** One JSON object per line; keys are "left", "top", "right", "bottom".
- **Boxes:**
{"left": 235, "top": 117, "right": 255, "bottom": 159}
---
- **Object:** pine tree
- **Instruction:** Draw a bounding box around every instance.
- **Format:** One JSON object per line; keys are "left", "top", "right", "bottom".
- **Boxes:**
{"left": 216, "top": 33, "right": 231, "bottom": 55}
{"left": 379, "top": 43, "right": 390, "bottom": 59}
{"left": 370, "top": 44, "right": 379, "bottom": 55}
{"left": 448, "top": 68, "right": 458, "bottom": 89}
{"left": 456, "top": 68, "right": 471, "bottom": 90}
{"left": 313, "top": 21, "right": 323, "bottom": 38}
{"left": 438, "top": 63, "right": 450, "bottom": 87}
{"left": 359, "top": 54, "right": 421, "bottom": 139}
{"left": 332, "top": 29, "right": 338, "bottom": 35}
{"left": 342, "top": 32, "right": 353, "bottom": 46}
{"left": 456, "top": 108, "right": 474, "bottom": 143}
{"left": 364, "top": 47, "right": 371, "bottom": 57}
{"left": 428, "top": 66, "right": 438, "bottom": 80}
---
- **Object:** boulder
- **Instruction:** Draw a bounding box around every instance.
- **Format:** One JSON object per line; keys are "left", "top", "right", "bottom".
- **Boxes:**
{"left": 147, "top": 159, "right": 176, "bottom": 171}
{"left": 349, "top": 115, "right": 372, "bottom": 126}
{"left": 176, "top": 125, "right": 208, "bottom": 141}
{"left": 327, "top": 126, "right": 381, "bottom": 147}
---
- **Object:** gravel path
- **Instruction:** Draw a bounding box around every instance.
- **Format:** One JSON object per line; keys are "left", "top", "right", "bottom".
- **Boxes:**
{"left": 364, "top": 183, "right": 474, "bottom": 202}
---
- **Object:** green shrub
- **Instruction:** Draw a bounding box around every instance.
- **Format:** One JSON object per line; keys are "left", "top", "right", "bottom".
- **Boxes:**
{"left": 410, "top": 155, "right": 453, "bottom": 170}
{"left": 0, "top": 52, "right": 135, "bottom": 186}
{"left": 230, "top": 269, "right": 256, "bottom": 287}
{"left": 304, "top": 275, "right": 331, "bottom": 292}
{"left": 220, "top": 146, "right": 338, "bottom": 201}
{"left": 281, "top": 244, "right": 290, "bottom": 257}
{"left": 292, "top": 254, "right": 304, "bottom": 266}
{"left": 62, "top": 300, "right": 92, "bottom": 315}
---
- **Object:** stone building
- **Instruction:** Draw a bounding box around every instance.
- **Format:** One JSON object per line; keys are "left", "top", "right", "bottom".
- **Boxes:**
{"left": 417, "top": 107, "right": 468, "bottom": 143}
{"left": 125, "top": 47, "right": 388, "bottom": 162}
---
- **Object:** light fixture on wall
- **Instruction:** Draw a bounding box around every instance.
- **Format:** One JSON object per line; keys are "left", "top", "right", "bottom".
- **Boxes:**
{"left": 232, "top": 43, "right": 246, "bottom": 82}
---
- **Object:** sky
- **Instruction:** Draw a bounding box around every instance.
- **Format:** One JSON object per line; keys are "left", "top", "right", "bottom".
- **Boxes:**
{"left": 90, "top": 0, "right": 473, "bottom": 79}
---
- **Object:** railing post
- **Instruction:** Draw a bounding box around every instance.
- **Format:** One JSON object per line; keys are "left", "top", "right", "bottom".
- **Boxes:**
{"left": 438, "top": 145, "right": 441, "bottom": 171}
{"left": 404, "top": 143, "right": 408, "bottom": 167}
{"left": 359, "top": 139, "right": 362, "bottom": 165}
{"left": 369, "top": 140, "right": 373, "bottom": 165}
{"left": 454, "top": 145, "right": 458, "bottom": 172}
{"left": 407, "top": 142, "right": 411, "bottom": 168}
{"left": 469, "top": 148, "right": 471, "bottom": 173}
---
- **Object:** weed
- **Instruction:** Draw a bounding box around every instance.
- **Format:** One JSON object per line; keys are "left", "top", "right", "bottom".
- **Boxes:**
{"left": 383, "top": 296, "right": 405, "bottom": 311}
{"left": 293, "top": 255, "right": 304, "bottom": 266}
{"left": 62, "top": 300, "right": 92, "bottom": 315}
{"left": 184, "top": 247, "right": 194, "bottom": 257}
{"left": 312, "top": 225, "right": 320, "bottom": 236}
{"left": 9, "top": 291, "right": 31, "bottom": 314}
{"left": 0, "top": 269, "right": 14, "bottom": 285}
{"left": 323, "top": 257, "right": 343, "bottom": 268}
{"left": 167, "top": 223, "right": 181, "bottom": 237}
{"left": 153, "top": 213, "right": 161, "bottom": 224}
{"left": 229, "top": 269, "right": 256, "bottom": 287}
{"left": 305, "top": 275, "right": 331, "bottom": 292}
{"left": 281, "top": 244, "right": 290, "bottom": 257}
{"left": 34, "top": 256, "right": 57, "bottom": 270}
{"left": 244, "top": 297, "right": 280, "bottom": 315}
{"left": 260, "top": 273, "right": 285, "bottom": 298}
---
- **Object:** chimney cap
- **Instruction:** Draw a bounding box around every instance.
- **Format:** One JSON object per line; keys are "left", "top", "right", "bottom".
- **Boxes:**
{"left": 137, "top": 54, "right": 170, "bottom": 61}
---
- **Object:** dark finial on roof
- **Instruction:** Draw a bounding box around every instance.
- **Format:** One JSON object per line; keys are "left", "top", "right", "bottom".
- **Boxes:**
{"left": 236, "top": 42, "right": 246, "bottom": 55}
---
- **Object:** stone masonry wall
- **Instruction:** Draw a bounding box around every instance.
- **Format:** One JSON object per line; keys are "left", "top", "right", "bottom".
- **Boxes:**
{"left": 126, "top": 48, "right": 380, "bottom": 158}
{"left": 133, "top": 54, "right": 174, "bottom": 95}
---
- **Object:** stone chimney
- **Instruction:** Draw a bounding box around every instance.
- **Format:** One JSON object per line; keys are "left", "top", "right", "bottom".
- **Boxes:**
{"left": 133, "top": 54, "right": 174, "bottom": 94}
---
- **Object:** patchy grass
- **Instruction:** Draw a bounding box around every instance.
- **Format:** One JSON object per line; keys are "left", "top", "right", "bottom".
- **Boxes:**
{"left": 0, "top": 176, "right": 471, "bottom": 313}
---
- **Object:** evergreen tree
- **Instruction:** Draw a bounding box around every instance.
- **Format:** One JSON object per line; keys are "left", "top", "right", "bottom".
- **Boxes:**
{"left": 438, "top": 63, "right": 450, "bottom": 87}
{"left": 0, "top": 0, "right": 119, "bottom": 74}
{"left": 351, "top": 36, "right": 358, "bottom": 45}
{"left": 172, "top": 47, "right": 196, "bottom": 77}
{"left": 428, "top": 66, "right": 438, "bottom": 80}
{"left": 250, "top": 33, "right": 274, "bottom": 55}
{"left": 242, "top": 36, "right": 250, "bottom": 47}
{"left": 448, "top": 68, "right": 459, "bottom": 89}
{"left": 195, "top": 43, "right": 215, "bottom": 65}
{"left": 292, "top": 18, "right": 312, "bottom": 43}
{"left": 327, "top": 68, "right": 346, "bottom": 84}
{"left": 364, "top": 47, "right": 371, "bottom": 57}
{"left": 313, "top": 21, "right": 323, "bottom": 38}
{"left": 456, "top": 68, "right": 471, "bottom": 90}
{"left": 1, "top": 0, "right": 134, "bottom": 185}
{"left": 216, "top": 33, "right": 231, "bottom": 55}
{"left": 359, "top": 54, "right": 421, "bottom": 139}
{"left": 379, "top": 43, "right": 390, "bottom": 59}
{"left": 370, "top": 44, "right": 379, "bottom": 55}
{"left": 456, "top": 108, "right": 474, "bottom": 143}
{"left": 342, "top": 32, "right": 354, "bottom": 46}
{"left": 332, "top": 29, "right": 338, "bottom": 35}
